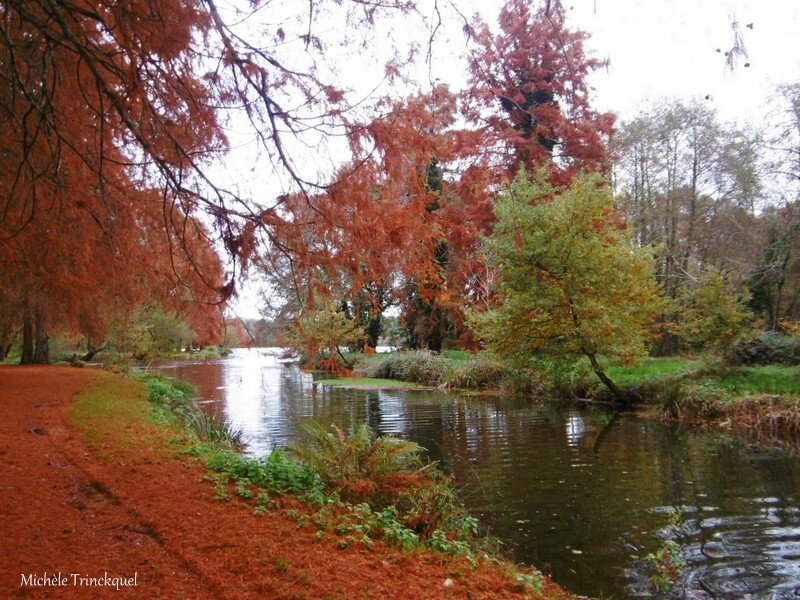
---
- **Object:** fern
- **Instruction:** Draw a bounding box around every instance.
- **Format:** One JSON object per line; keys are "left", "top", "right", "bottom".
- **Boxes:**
{"left": 289, "top": 423, "right": 428, "bottom": 506}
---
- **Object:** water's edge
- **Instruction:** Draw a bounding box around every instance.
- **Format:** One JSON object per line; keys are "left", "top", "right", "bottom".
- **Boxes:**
{"left": 150, "top": 348, "right": 800, "bottom": 599}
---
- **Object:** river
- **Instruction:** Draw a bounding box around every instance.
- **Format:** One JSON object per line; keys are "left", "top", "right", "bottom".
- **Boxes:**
{"left": 150, "top": 348, "right": 800, "bottom": 598}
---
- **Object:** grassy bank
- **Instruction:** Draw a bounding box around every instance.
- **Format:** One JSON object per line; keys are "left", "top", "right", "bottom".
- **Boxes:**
{"left": 349, "top": 350, "right": 515, "bottom": 391}
{"left": 591, "top": 360, "right": 800, "bottom": 432}
{"left": 72, "top": 370, "right": 554, "bottom": 597}
{"left": 315, "top": 377, "right": 428, "bottom": 390}
{"left": 333, "top": 351, "right": 800, "bottom": 438}
{"left": 635, "top": 365, "right": 800, "bottom": 435}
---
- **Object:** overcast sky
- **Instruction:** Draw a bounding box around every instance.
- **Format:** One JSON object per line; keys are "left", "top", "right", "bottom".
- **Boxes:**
{"left": 230, "top": 0, "right": 800, "bottom": 319}
{"left": 573, "top": 0, "right": 800, "bottom": 122}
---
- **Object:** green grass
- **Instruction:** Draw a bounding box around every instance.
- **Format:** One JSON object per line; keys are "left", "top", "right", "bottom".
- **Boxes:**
{"left": 707, "top": 365, "right": 800, "bottom": 396}
{"left": 605, "top": 357, "right": 703, "bottom": 387}
{"left": 71, "top": 373, "right": 179, "bottom": 463}
{"left": 1, "top": 349, "right": 21, "bottom": 364}
{"left": 314, "top": 377, "right": 427, "bottom": 390}
{"left": 440, "top": 349, "right": 472, "bottom": 361}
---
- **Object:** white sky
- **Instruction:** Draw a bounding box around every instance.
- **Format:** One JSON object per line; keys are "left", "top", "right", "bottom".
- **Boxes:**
{"left": 230, "top": 0, "right": 800, "bottom": 319}
{"left": 575, "top": 0, "right": 800, "bottom": 123}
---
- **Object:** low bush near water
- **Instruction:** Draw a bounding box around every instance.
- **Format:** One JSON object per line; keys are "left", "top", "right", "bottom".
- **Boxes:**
{"left": 139, "top": 373, "right": 243, "bottom": 445}
{"left": 289, "top": 423, "right": 477, "bottom": 539}
{"left": 352, "top": 350, "right": 507, "bottom": 389}
{"left": 183, "top": 410, "right": 244, "bottom": 446}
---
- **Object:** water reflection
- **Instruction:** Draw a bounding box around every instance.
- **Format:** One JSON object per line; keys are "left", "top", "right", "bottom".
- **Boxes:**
{"left": 152, "top": 348, "right": 800, "bottom": 599}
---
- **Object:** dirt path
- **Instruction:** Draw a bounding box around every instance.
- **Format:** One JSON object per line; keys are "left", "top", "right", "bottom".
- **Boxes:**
{"left": 0, "top": 366, "right": 572, "bottom": 599}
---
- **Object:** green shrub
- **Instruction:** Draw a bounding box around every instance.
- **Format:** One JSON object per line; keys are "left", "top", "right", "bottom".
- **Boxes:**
{"left": 139, "top": 373, "right": 243, "bottom": 445}
{"left": 353, "top": 350, "right": 510, "bottom": 389}
{"left": 439, "top": 354, "right": 505, "bottom": 389}
{"left": 353, "top": 351, "right": 442, "bottom": 385}
{"left": 727, "top": 331, "right": 800, "bottom": 365}
{"left": 644, "top": 508, "right": 686, "bottom": 593}
{"left": 676, "top": 382, "right": 729, "bottom": 419}
{"left": 289, "top": 423, "right": 482, "bottom": 543}
{"left": 652, "top": 380, "right": 687, "bottom": 419}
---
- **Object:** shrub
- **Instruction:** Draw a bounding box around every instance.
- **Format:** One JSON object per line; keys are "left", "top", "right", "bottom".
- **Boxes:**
{"left": 439, "top": 354, "right": 505, "bottom": 389}
{"left": 353, "top": 350, "right": 444, "bottom": 385}
{"left": 353, "top": 350, "right": 510, "bottom": 389}
{"left": 144, "top": 377, "right": 188, "bottom": 405}
{"left": 652, "top": 380, "right": 687, "bottom": 419}
{"left": 677, "top": 266, "right": 752, "bottom": 353}
{"left": 284, "top": 302, "right": 365, "bottom": 371}
{"left": 140, "top": 373, "right": 242, "bottom": 445}
{"left": 675, "top": 383, "right": 728, "bottom": 419}
{"left": 727, "top": 331, "right": 800, "bottom": 365}
{"left": 289, "top": 423, "right": 481, "bottom": 540}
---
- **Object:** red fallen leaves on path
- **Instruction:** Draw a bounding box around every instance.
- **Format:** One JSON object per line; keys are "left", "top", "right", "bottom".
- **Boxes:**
{"left": 0, "top": 366, "right": 575, "bottom": 599}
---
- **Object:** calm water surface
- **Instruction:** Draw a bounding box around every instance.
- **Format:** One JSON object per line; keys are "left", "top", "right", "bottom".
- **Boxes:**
{"left": 152, "top": 348, "right": 800, "bottom": 599}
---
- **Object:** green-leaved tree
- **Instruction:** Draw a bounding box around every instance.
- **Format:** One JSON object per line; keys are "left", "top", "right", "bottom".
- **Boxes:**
{"left": 678, "top": 266, "right": 752, "bottom": 353}
{"left": 470, "top": 170, "right": 663, "bottom": 401}
{"left": 286, "top": 302, "right": 365, "bottom": 371}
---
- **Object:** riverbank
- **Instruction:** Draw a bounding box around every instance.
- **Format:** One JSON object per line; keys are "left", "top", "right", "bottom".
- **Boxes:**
{"left": 1, "top": 345, "right": 232, "bottom": 367}
{"left": 342, "top": 351, "right": 800, "bottom": 440}
{"left": 0, "top": 365, "right": 573, "bottom": 599}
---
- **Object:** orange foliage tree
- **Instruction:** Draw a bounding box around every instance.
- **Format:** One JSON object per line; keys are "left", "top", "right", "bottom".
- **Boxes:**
{"left": 0, "top": 0, "right": 418, "bottom": 361}
{"left": 395, "top": 0, "right": 616, "bottom": 349}
{"left": 1, "top": 0, "right": 614, "bottom": 360}
{"left": 251, "top": 0, "right": 616, "bottom": 353}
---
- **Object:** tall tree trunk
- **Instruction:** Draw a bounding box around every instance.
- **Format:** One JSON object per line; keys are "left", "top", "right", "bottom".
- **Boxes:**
{"left": 682, "top": 155, "right": 699, "bottom": 272}
{"left": 20, "top": 314, "right": 34, "bottom": 364}
{"left": 32, "top": 305, "right": 49, "bottom": 364}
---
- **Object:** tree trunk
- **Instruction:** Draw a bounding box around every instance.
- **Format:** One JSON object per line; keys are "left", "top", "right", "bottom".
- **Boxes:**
{"left": 584, "top": 350, "right": 624, "bottom": 404}
{"left": 335, "top": 345, "right": 351, "bottom": 369}
{"left": 32, "top": 305, "right": 49, "bottom": 364}
{"left": 365, "top": 316, "right": 381, "bottom": 349}
{"left": 0, "top": 325, "right": 13, "bottom": 361}
{"left": 81, "top": 342, "right": 107, "bottom": 362}
{"left": 20, "top": 314, "right": 34, "bottom": 364}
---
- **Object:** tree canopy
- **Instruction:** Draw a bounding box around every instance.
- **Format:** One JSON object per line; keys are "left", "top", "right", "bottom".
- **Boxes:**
{"left": 469, "top": 170, "right": 662, "bottom": 399}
